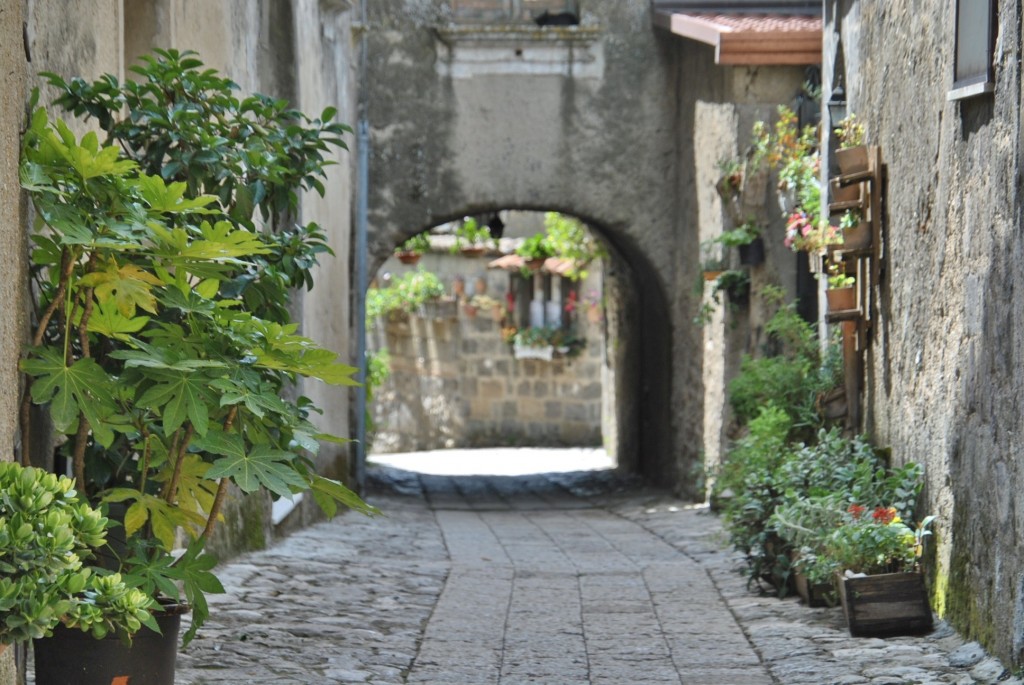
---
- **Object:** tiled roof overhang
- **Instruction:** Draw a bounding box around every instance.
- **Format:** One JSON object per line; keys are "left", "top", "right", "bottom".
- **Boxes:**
{"left": 652, "top": 11, "right": 821, "bottom": 65}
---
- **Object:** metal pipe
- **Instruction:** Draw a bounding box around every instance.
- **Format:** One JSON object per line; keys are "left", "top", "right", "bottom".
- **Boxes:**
{"left": 353, "top": 0, "right": 370, "bottom": 489}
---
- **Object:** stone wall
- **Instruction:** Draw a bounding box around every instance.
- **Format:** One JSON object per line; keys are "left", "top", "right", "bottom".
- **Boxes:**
{"left": 369, "top": 249, "right": 605, "bottom": 452}
{"left": 0, "top": 1, "right": 25, "bottom": 679}
{"left": 829, "top": 0, "right": 1024, "bottom": 667}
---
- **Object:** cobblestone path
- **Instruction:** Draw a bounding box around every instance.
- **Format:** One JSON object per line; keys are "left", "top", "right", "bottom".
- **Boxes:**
{"left": 173, "top": 452, "right": 1018, "bottom": 685}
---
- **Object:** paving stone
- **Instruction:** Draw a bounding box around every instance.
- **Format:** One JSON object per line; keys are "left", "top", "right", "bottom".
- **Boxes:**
{"left": 24, "top": 453, "right": 1016, "bottom": 684}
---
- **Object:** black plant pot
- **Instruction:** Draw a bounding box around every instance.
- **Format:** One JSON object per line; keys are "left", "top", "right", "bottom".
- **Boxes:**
{"left": 738, "top": 237, "right": 765, "bottom": 266}
{"left": 33, "top": 605, "right": 185, "bottom": 685}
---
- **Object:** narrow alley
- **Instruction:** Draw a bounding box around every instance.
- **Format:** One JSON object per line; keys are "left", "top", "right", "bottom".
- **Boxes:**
{"left": 172, "top": 450, "right": 1012, "bottom": 685}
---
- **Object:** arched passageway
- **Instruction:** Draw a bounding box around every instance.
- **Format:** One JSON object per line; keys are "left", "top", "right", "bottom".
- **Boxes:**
{"left": 365, "top": 211, "right": 632, "bottom": 467}
{"left": 361, "top": 2, "right": 699, "bottom": 489}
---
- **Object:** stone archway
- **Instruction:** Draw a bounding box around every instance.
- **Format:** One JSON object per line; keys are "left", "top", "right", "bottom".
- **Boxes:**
{"left": 362, "top": 0, "right": 703, "bottom": 490}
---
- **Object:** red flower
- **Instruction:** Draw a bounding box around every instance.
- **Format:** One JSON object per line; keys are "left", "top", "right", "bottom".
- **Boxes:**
{"left": 872, "top": 506, "right": 897, "bottom": 524}
{"left": 848, "top": 504, "right": 866, "bottom": 520}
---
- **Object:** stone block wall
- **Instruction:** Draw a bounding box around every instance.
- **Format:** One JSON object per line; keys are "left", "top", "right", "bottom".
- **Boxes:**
{"left": 828, "top": 0, "right": 1024, "bottom": 667}
{"left": 369, "top": 252, "right": 605, "bottom": 453}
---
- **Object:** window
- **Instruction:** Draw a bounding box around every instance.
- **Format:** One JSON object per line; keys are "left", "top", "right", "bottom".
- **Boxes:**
{"left": 949, "top": 0, "right": 996, "bottom": 100}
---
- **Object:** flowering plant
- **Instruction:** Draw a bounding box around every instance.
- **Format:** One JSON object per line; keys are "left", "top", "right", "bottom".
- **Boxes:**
{"left": 833, "top": 114, "right": 866, "bottom": 149}
{"left": 785, "top": 213, "right": 840, "bottom": 253}
{"left": 827, "top": 505, "right": 935, "bottom": 576}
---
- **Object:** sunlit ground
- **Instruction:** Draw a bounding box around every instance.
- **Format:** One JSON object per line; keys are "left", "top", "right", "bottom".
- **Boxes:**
{"left": 367, "top": 446, "right": 613, "bottom": 476}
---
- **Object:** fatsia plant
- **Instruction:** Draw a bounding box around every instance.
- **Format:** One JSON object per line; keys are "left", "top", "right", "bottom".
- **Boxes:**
{"left": 19, "top": 52, "right": 374, "bottom": 644}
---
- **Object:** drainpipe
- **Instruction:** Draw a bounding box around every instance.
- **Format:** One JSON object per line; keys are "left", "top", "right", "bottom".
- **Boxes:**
{"left": 353, "top": 0, "right": 369, "bottom": 489}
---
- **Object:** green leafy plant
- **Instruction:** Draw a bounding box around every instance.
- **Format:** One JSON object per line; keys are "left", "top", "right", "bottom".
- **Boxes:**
{"left": 839, "top": 210, "right": 862, "bottom": 232}
{"left": 366, "top": 269, "right": 445, "bottom": 319}
{"left": 833, "top": 114, "right": 866, "bottom": 149}
{"left": 716, "top": 404, "right": 795, "bottom": 593}
{"left": 716, "top": 221, "right": 760, "bottom": 248}
{"left": 20, "top": 51, "right": 375, "bottom": 645}
{"left": 0, "top": 462, "right": 154, "bottom": 648}
{"left": 516, "top": 233, "right": 555, "bottom": 262}
{"left": 396, "top": 233, "right": 431, "bottom": 255}
{"left": 451, "top": 216, "right": 495, "bottom": 253}
{"left": 541, "top": 212, "right": 606, "bottom": 280}
{"left": 727, "top": 290, "right": 840, "bottom": 430}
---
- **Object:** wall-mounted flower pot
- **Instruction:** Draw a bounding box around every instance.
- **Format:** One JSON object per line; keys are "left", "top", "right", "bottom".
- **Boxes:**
{"left": 837, "top": 572, "right": 933, "bottom": 637}
{"left": 525, "top": 258, "right": 546, "bottom": 271}
{"left": 460, "top": 246, "right": 486, "bottom": 257}
{"left": 738, "top": 237, "right": 765, "bottom": 266}
{"left": 826, "top": 286, "right": 857, "bottom": 313}
{"left": 513, "top": 343, "right": 554, "bottom": 361}
{"left": 396, "top": 251, "right": 421, "bottom": 265}
{"left": 702, "top": 269, "right": 725, "bottom": 282}
{"left": 842, "top": 221, "right": 872, "bottom": 250}
{"left": 831, "top": 178, "right": 863, "bottom": 204}
{"left": 835, "top": 145, "right": 869, "bottom": 175}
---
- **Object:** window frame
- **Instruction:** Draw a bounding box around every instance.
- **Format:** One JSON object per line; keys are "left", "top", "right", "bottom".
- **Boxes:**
{"left": 948, "top": 0, "right": 997, "bottom": 101}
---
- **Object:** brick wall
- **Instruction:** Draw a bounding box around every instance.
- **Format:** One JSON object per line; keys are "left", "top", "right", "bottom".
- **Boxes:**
{"left": 368, "top": 252, "right": 605, "bottom": 452}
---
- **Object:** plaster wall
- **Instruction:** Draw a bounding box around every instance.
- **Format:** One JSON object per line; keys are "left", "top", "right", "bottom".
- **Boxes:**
{"left": 0, "top": 3, "right": 26, "bottom": 682}
{"left": 18, "top": 0, "right": 359, "bottom": 558}
{"left": 831, "top": 0, "right": 1024, "bottom": 665}
{"left": 684, "top": 39, "right": 808, "bottom": 487}
{"left": 366, "top": 0, "right": 692, "bottom": 488}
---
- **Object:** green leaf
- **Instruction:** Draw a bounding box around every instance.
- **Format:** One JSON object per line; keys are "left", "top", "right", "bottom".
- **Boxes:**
{"left": 20, "top": 348, "right": 116, "bottom": 444}
{"left": 87, "top": 297, "right": 151, "bottom": 340}
{"left": 203, "top": 442, "right": 307, "bottom": 497}
{"left": 135, "top": 370, "right": 213, "bottom": 436}
{"left": 79, "top": 261, "right": 164, "bottom": 316}
{"left": 309, "top": 474, "right": 380, "bottom": 518}
{"left": 133, "top": 174, "right": 217, "bottom": 214}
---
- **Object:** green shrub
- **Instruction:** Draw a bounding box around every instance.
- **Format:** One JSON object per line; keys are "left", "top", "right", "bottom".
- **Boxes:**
{"left": 367, "top": 270, "right": 445, "bottom": 319}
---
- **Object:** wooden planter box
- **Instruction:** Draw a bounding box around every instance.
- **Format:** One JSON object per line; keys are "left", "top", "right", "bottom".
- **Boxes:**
{"left": 794, "top": 570, "right": 834, "bottom": 607}
{"left": 835, "top": 145, "right": 869, "bottom": 175}
{"left": 837, "top": 572, "right": 933, "bottom": 637}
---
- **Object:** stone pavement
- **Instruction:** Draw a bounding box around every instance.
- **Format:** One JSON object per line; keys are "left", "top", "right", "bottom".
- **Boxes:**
{"left": 170, "top": 449, "right": 1017, "bottom": 685}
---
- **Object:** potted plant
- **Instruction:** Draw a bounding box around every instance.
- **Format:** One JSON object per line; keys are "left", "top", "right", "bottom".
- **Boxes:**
{"left": 839, "top": 210, "right": 871, "bottom": 250}
{"left": 829, "top": 505, "right": 935, "bottom": 636}
{"left": 21, "top": 51, "right": 377, "bottom": 681}
{"left": 825, "top": 260, "right": 857, "bottom": 312}
{"left": 452, "top": 216, "right": 495, "bottom": 256}
{"left": 834, "top": 114, "right": 868, "bottom": 174}
{"left": 367, "top": 269, "right": 447, "bottom": 322}
{"left": 512, "top": 326, "right": 556, "bottom": 361}
{"left": 516, "top": 233, "right": 555, "bottom": 271}
{"left": 0, "top": 462, "right": 156, "bottom": 660}
{"left": 395, "top": 233, "right": 431, "bottom": 265}
{"left": 716, "top": 221, "right": 764, "bottom": 267}
{"left": 714, "top": 158, "right": 743, "bottom": 200}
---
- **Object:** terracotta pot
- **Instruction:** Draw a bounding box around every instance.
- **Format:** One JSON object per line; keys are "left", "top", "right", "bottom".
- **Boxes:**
{"left": 463, "top": 304, "right": 478, "bottom": 318}
{"left": 526, "top": 258, "right": 546, "bottom": 271}
{"left": 826, "top": 286, "right": 856, "bottom": 312}
{"left": 842, "top": 221, "right": 872, "bottom": 250}
{"left": 835, "top": 145, "right": 869, "bottom": 175}
{"left": 396, "top": 251, "right": 421, "bottom": 265}
{"left": 460, "top": 246, "right": 486, "bottom": 257}
{"left": 702, "top": 269, "right": 724, "bottom": 282}
{"left": 831, "top": 178, "right": 863, "bottom": 204}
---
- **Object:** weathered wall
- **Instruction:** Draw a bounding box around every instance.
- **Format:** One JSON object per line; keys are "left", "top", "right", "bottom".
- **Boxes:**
{"left": 369, "top": 252, "right": 604, "bottom": 452}
{"left": 682, "top": 35, "right": 809, "bottom": 487}
{"left": 366, "top": 0, "right": 692, "bottom": 489}
{"left": 832, "top": 0, "right": 1024, "bottom": 666}
{"left": 0, "top": 0, "right": 26, "bottom": 680}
